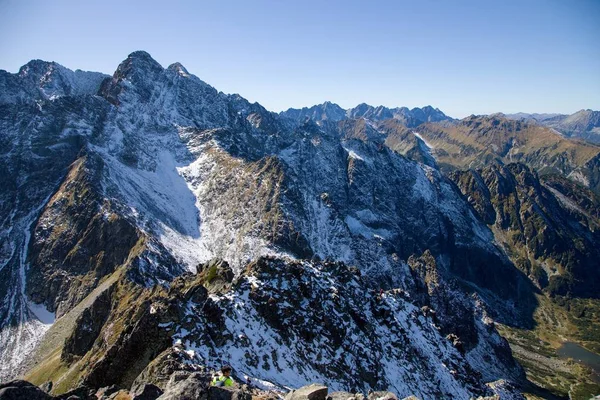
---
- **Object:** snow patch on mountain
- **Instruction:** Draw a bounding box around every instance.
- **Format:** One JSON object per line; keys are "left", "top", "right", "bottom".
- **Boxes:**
{"left": 412, "top": 131, "right": 433, "bottom": 149}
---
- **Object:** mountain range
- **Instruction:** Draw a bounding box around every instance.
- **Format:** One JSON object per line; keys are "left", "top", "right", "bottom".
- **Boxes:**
{"left": 281, "top": 102, "right": 450, "bottom": 128}
{"left": 505, "top": 109, "right": 600, "bottom": 144}
{"left": 0, "top": 51, "right": 599, "bottom": 399}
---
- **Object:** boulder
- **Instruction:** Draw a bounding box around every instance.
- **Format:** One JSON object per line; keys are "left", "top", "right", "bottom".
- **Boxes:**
{"left": 328, "top": 391, "right": 360, "bottom": 400}
{"left": 0, "top": 380, "right": 51, "bottom": 400}
{"left": 157, "top": 372, "right": 209, "bottom": 400}
{"left": 54, "top": 385, "right": 96, "bottom": 400}
{"left": 132, "top": 383, "right": 163, "bottom": 400}
{"left": 367, "top": 392, "right": 398, "bottom": 400}
{"left": 401, "top": 397, "right": 420, "bottom": 400}
{"left": 285, "top": 384, "right": 328, "bottom": 400}
{"left": 208, "top": 385, "right": 251, "bottom": 400}
{"left": 130, "top": 347, "right": 202, "bottom": 393}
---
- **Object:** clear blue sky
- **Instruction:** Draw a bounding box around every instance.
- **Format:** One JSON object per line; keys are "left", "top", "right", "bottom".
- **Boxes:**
{"left": 1, "top": 0, "right": 598, "bottom": 118}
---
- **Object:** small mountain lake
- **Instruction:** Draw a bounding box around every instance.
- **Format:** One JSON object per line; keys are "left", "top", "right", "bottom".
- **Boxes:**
{"left": 557, "top": 342, "right": 600, "bottom": 383}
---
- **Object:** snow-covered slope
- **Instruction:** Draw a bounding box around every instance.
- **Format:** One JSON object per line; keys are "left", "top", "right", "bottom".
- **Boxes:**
{"left": 166, "top": 257, "right": 521, "bottom": 399}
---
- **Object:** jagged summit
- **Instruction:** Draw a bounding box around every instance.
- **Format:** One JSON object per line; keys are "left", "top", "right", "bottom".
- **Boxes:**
{"left": 17, "top": 59, "right": 58, "bottom": 76}
{"left": 281, "top": 101, "right": 452, "bottom": 127}
{"left": 122, "top": 50, "right": 165, "bottom": 70}
{"left": 168, "top": 61, "right": 190, "bottom": 77}
{"left": 0, "top": 58, "right": 107, "bottom": 103}
{"left": 281, "top": 101, "right": 347, "bottom": 123}
{"left": 112, "top": 50, "right": 164, "bottom": 79}
{"left": 127, "top": 50, "right": 155, "bottom": 60}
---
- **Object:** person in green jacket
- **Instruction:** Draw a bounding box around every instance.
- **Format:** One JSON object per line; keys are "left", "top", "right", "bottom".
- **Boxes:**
{"left": 212, "top": 365, "right": 234, "bottom": 387}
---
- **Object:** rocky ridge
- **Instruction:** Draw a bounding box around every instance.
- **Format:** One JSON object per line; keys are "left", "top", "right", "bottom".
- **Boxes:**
{"left": 281, "top": 103, "right": 450, "bottom": 128}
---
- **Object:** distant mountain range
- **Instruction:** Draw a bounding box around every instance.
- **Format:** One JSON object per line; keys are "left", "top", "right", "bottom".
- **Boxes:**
{"left": 281, "top": 102, "right": 600, "bottom": 146}
{"left": 281, "top": 102, "right": 451, "bottom": 127}
{"left": 504, "top": 109, "right": 600, "bottom": 144}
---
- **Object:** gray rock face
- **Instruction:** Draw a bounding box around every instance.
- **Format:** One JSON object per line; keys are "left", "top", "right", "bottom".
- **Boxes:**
{"left": 131, "top": 347, "right": 204, "bottom": 393}
{"left": 209, "top": 386, "right": 251, "bottom": 400}
{"left": 285, "top": 384, "right": 328, "bottom": 400}
{"left": 0, "top": 60, "right": 107, "bottom": 104}
{"left": 157, "top": 372, "right": 209, "bottom": 400}
{"left": 166, "top": 255, "right": 520, "bottom": 398}
{"left": 451, "top": 163, "right": 600, "bottom": 298}
{"left": 132, "top": 383, "right": 163, "bottom": 400}
{"left": 328, "top": 392, "right": 363, "bottom": 400}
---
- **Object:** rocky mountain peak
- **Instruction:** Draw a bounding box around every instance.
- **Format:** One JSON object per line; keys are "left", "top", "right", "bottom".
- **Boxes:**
{"left": 126, "top": 50, "right": 161, "bottom": 65}
{"left": 17, "top": 59, "right": 57, "bottom": 77}
{"left": 411, "top": 105, "right": 447, "bottom": 122}
{"left": 282, "top": 101, "right": 451, "bottom": 128}
{"left": 167, "top": 62, "right": 190, "bottom": 77}
{"left": 112, "top": 50, "right": 164, "bottom": 80}
{"left": 1, "top": 59, "right": 107, "bottom": 104}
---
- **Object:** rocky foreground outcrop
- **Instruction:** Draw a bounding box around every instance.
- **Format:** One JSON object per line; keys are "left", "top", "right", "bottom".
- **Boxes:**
{"left": 0, "top": 378, "right": 525, "bottom": 400}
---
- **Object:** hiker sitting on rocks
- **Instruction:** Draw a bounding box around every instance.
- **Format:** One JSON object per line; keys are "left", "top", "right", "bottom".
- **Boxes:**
{"left": 212, "top": 365, "right": 235, "bottom": 387}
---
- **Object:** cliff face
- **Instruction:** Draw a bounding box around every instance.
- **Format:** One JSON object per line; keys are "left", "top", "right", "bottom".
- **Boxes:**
{"left": 450, "top": 164, "right": 600, "bottom": 298}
